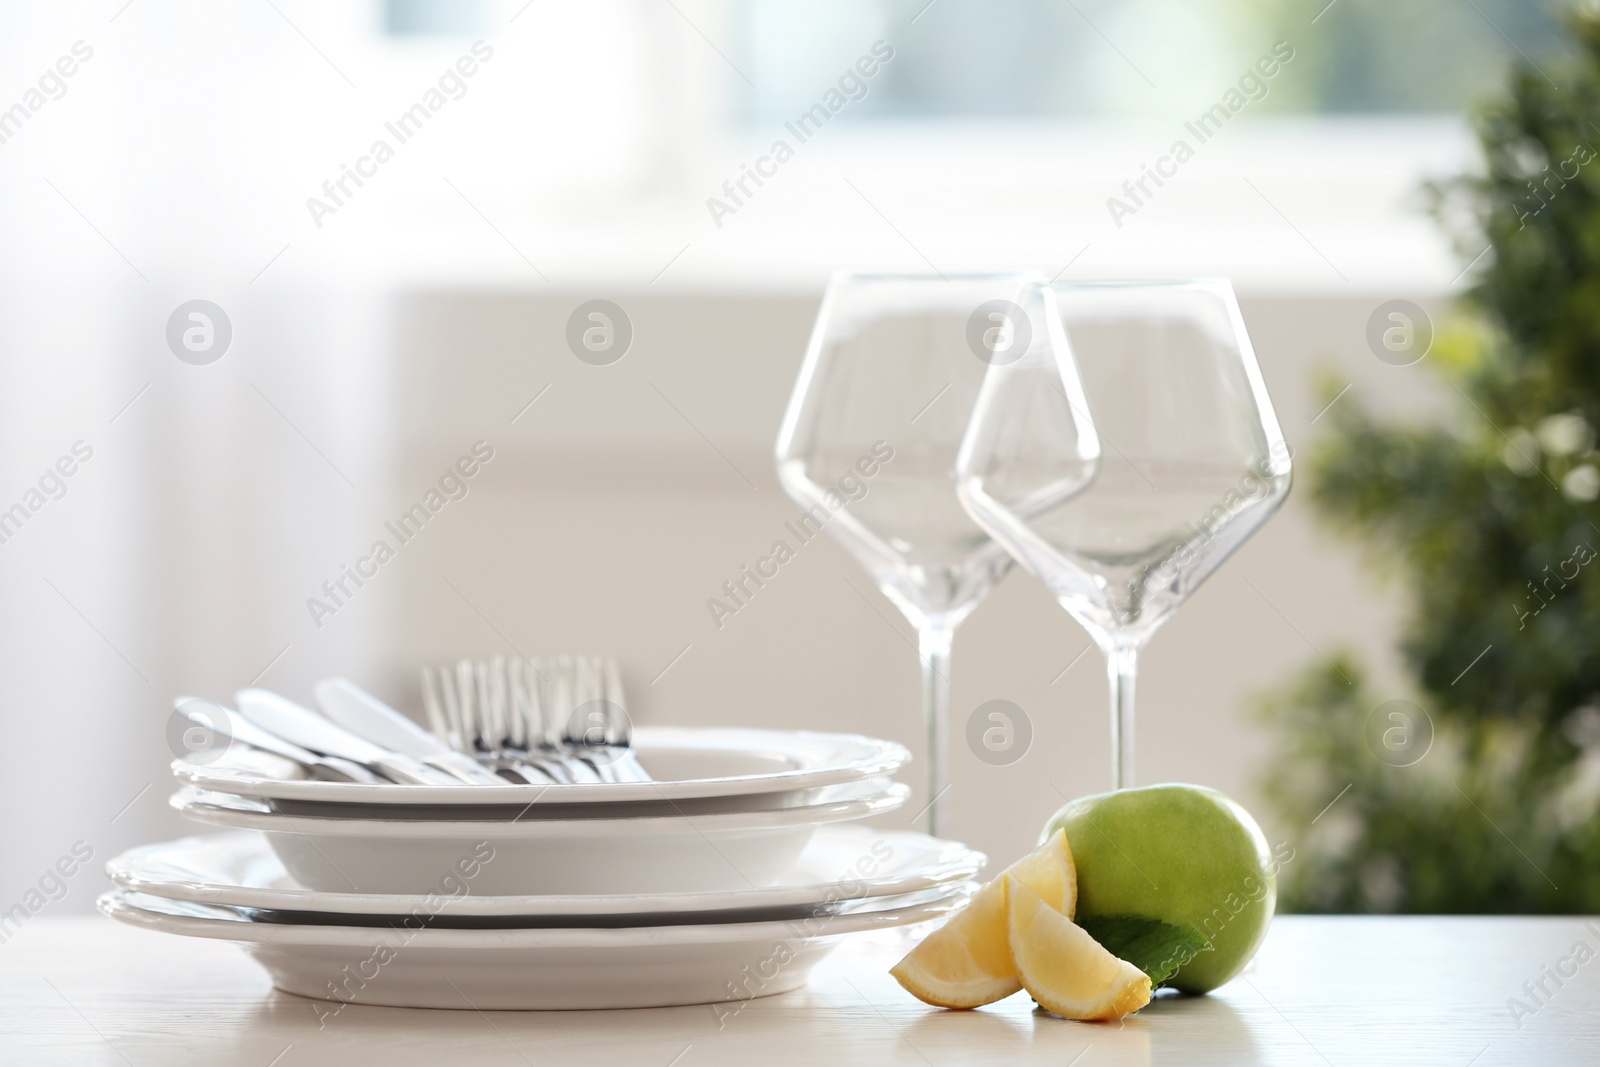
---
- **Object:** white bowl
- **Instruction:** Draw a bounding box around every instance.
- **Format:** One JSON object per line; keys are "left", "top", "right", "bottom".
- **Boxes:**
{"left": 107, "top": 826, "right": 985, "bottom": 918}
{"left": 173, "top": 725, "right": 909, "bottom": 807}
{"left": 171, "top": 781, "right": 910, "bottom": 895}
{"left": 100, "top": 885, "right": 970, "bottom": 1010}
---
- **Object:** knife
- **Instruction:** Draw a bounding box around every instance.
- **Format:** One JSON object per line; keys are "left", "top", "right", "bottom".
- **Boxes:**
{"left": 173, "top": 697, "right": 385, "bottom": 784}
{"left": 312, "top": 677, "right": 506, "bottom": 786}
{"left": 233, "top": 688, "right": 459, "bottom": 786}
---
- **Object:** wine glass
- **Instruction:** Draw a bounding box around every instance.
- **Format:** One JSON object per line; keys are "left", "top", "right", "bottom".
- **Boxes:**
{"left": 775, "top": 273, "right": 1098, "bottom": 835}
{"left": 956, "top": 279, "right": 1291, "bottom": 790}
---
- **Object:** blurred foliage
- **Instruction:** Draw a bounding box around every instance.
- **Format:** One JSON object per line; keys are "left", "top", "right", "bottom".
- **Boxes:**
{"left": 1259, "top": 4, "right": 1600, "bottom": 913}
{"left": 1254, "top": 0, "right": 1570, "bottom": 113}
{"left": 740, "top": 0, "right": 1570, "bottom": 122}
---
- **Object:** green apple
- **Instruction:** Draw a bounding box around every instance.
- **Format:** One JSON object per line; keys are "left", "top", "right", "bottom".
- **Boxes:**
{"left": 1041, "top": 783, "right": 1283, "bottom": 994}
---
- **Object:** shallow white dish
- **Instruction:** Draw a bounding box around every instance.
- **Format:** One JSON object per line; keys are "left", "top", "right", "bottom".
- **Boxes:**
{"left": 99, "top": 886, "right": 969, "bottom": 1009}
{"left": 227, "top": 776, "right": 896, "bottom": 822}
{"left": 173, "top": 725, "right": 909, "bottom": 806}
{"left": 171, "top": 782, "right": 910, "bottom": 895}
{"left": 107, "top": 826, "right": 985, "bottom": 918}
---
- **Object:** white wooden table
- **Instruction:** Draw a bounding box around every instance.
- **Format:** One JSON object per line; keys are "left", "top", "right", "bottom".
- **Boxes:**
{"left": 2, "top": 916, "right": 1596, "bottom": 1065}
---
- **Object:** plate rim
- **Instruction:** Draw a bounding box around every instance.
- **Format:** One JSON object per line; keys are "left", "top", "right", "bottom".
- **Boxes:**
{"left": 172, "top": 725, "right": 911, "bottom": 805}
{"left": 99, "top": 885, "right": 972, "bottom": 948}
{"left": 106, "top": 827, "right": 987, "bottom": 916}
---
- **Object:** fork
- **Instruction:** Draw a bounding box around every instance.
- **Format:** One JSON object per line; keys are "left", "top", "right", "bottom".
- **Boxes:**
{"left": 421, "top": 659, "right": 564, "bottom": 783}
{"left": 420, "top": 655, "right": 650, "bottom": 784}
{"left": 555, "top": 655, "right": 651, "bottom": 783}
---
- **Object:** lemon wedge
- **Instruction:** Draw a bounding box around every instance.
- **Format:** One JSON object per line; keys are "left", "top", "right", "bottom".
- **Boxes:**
{"left": 889, "top": 829, "right": 1076, "bottom": 1009}
{"left": 1008, "top": 877, "right": 1152, "bottom": 1020}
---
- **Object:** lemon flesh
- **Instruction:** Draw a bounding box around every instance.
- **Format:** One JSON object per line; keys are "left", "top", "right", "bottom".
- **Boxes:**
{"left": 1008, "top": 877, "right": 1151, "bottom": 1021}
{"left": 889, "top": 829, "right": 1076, "bottom": 1009}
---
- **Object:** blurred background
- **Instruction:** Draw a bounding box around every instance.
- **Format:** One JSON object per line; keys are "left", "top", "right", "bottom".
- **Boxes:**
{"left": 0, "top": 0, "right": 1582, "bottom": 915}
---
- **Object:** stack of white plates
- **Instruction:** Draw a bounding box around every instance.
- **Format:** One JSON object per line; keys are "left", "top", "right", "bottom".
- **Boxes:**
{"left": 101, "top": 726, "right": 982, "bottom": 1009}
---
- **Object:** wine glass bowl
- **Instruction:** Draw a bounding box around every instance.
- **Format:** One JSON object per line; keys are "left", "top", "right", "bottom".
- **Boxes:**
{"left": 957, "top": 279, "right": 1291, "bottom": 789}
{"left": 776, "top": 274, "right": 1036, "bottom": 630}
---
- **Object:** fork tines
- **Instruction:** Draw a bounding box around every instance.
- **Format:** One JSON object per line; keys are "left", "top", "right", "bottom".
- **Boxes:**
{"left": 420, "top": 655, "right": 633, "bottom": 783}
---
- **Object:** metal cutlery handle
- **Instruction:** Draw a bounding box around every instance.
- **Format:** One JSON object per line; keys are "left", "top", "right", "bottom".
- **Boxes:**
{"left": 302, "top": 754, "right": 387, "bottom": 784}
{"left": 420, "top": 750, "right": 514, "bottom": 785}
{"left": 366, "top": 752, "right": 455, "bottom": 786}
{"left": 172, "top": 698, "right": 385, "bottom": 785}
{"left": 607, "top": 750, "right": 653, "bottom": 783}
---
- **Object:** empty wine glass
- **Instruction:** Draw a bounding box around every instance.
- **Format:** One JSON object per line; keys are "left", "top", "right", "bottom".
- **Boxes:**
{"left": 956, "top": 279, "right": 1291, "bottom": 790}
{"left": 775, "top": 273, "right": 1097, "bottom": 835}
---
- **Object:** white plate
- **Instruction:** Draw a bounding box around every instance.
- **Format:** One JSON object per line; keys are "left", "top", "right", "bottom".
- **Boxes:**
{"left": 107, "top": 826, "right": 985, "bottom": 917}
{"left": 171, "top": 782, "right": 911, "bottom": 895}
{"left": 99, "top": 886, "right": 970, "bottom": 1009}
{"left": 173, "top": 725, "right": 909, "bottom": 806}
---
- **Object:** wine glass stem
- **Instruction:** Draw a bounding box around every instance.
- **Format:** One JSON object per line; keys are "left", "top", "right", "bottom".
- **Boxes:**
{"left": 919, "top": 624, "right": 954, "bottom": 837}
{"left": 1108, "top": 643, "right": 1138, "bottom": 790}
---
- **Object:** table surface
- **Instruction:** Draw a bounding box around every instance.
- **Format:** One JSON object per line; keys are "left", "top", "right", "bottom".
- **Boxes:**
{"left": 2, "top": 915, "right": 1597, "bottom": 1065}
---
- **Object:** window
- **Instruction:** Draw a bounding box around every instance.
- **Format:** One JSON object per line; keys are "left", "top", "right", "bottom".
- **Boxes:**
{"left": 735, "top": 0, "right": 1571, "bottom": 123}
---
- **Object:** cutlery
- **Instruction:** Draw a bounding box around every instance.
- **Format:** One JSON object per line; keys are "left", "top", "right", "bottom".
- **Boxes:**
{"left": 422, "top": 659, "right": 566, "bottom": 783}
{"left": 422, "top": 656, "right": 650, "bottom": 784}
{"left": 562, "top": 657, "right": 650, "bottom": 783}
{"left": 233, "top": 689, "right": 459, "bottom": 786}
{"left": 312, "top": 678, "right": 506, "bottom": 786}
{"left": 173, "top": 697, "right": 383, "bottom": 784}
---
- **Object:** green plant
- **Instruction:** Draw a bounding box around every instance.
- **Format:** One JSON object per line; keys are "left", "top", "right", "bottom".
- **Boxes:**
{"left": 1259, "top": 4, "right": 1600, "bottom": 913}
